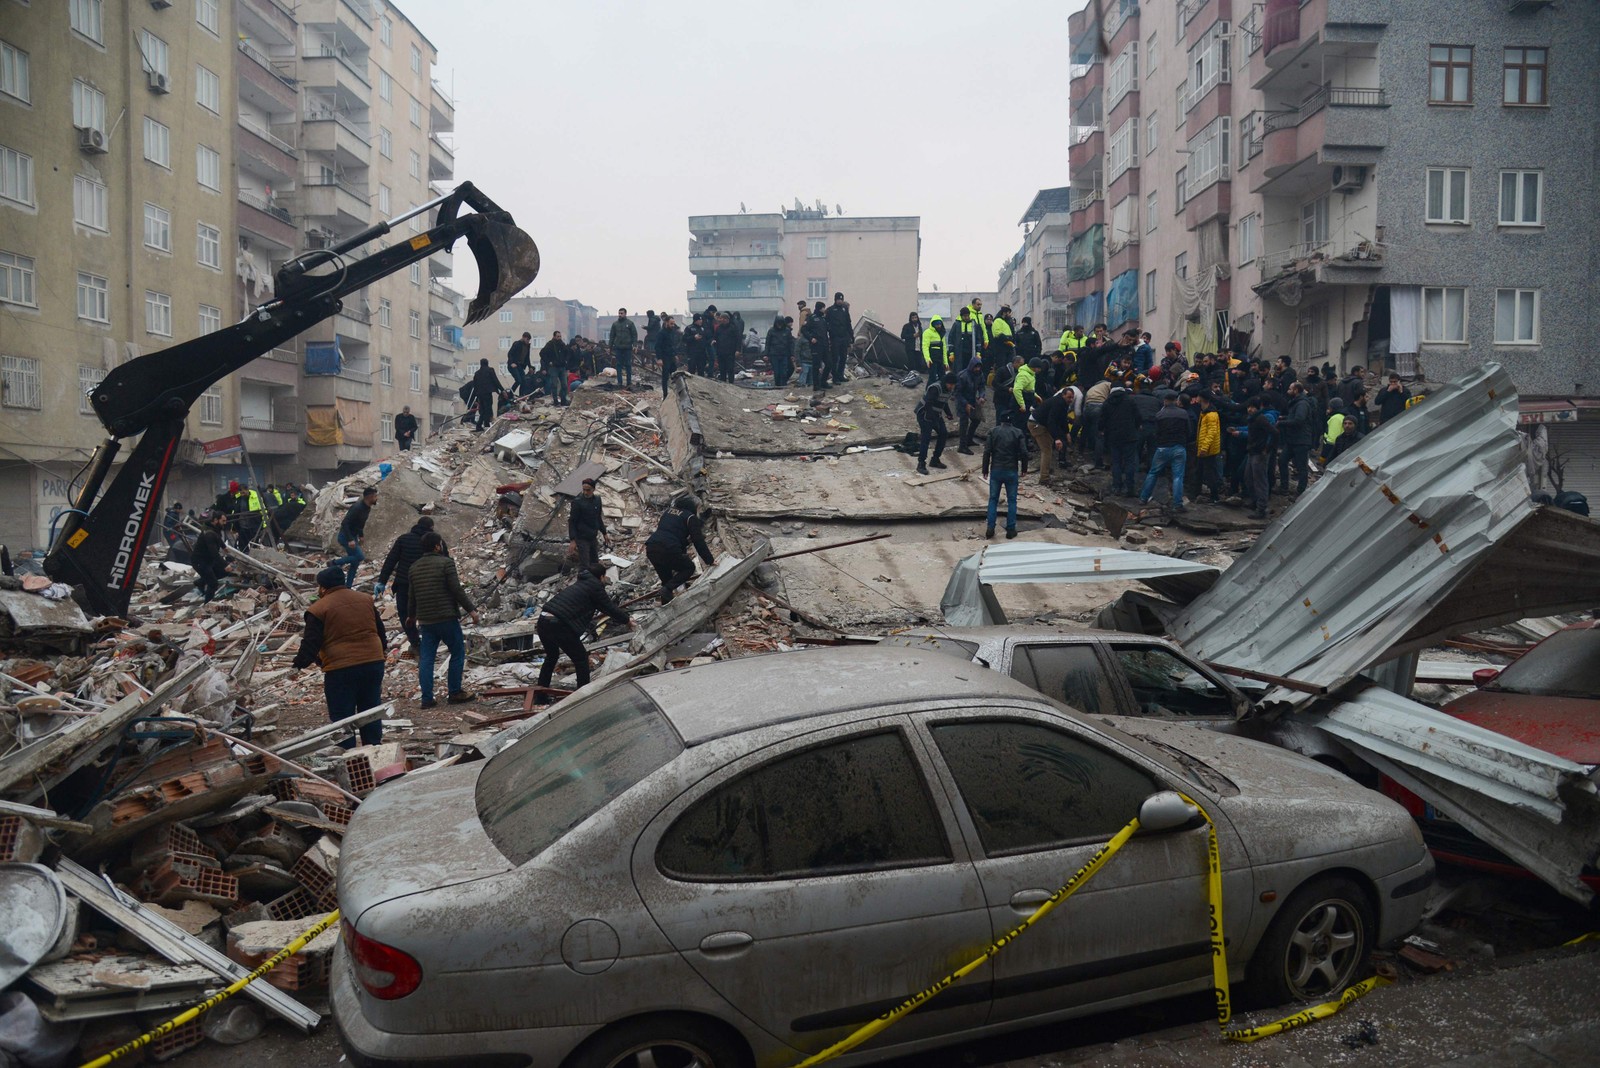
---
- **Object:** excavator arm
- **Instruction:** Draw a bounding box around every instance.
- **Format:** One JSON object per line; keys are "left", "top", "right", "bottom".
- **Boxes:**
{"left": 44, "top": 182, "right": 538, "bottom": 618}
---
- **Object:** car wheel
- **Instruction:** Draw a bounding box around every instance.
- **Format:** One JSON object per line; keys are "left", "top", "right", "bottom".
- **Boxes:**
{"left": 567, "top": 1015, "right": 752, "bottom": 1068}
{"left": 1247, "top": 875, "right": 1374, "bottom": 1006}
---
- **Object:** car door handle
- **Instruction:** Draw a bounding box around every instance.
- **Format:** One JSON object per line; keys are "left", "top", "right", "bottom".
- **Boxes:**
{"left": 698, "top": 931, "right": 754, "bottom": 955}
{"left": 1009, "top": 889, "right": 1053, "bottom": 912}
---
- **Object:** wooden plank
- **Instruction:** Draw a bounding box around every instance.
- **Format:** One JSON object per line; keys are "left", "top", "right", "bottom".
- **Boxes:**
{"left": 905, "top": 471, "right": 969, "bottom": 488}
{"left": 55, "top": 858, "right": 322, "bottom": 1031}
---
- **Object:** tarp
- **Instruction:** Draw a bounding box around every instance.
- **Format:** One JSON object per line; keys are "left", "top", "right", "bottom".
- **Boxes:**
{"left": 304, "top": 340, "right": 342, "bottom": 376}
{"left": 1066, "top": 225, "right": 1103, "bottom": 282}
{"left": 336, "top": 397, "right": 373, "bottom": 447}
{"left": 941, "top": 544, "right": 1220, "bottom": 627}
{"left": 305, "top": 405, "right": 341, "bottom": 446}
{"left": 1107, "top": 269, "right": 1139, "bottom": 330}
{"left": 1073, "top": 293, "right": 1102, "bottom": 331}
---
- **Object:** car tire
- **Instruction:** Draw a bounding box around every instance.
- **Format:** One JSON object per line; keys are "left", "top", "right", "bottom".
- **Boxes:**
{"left": 565, "top": 1014, "right": 752, "bottom": 1068}
{"left": 1245, "top": 875, "right": 1374, "bottom": 1007}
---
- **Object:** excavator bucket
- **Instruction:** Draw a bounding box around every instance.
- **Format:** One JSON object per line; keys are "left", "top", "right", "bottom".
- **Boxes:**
{"left": 464, "top": 212, "right": 540, "bottom": 324}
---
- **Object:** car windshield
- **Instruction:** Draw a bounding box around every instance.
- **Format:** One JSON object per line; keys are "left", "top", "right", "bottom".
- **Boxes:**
{"left": 1488, "top": 629, "right": 1600, "bottom": 699}
{"left": 476, "top": 682, "right": 683, "bottom": 865}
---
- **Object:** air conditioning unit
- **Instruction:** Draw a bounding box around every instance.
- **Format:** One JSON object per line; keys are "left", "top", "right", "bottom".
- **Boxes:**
{"left": 150, "top": 0, "right": 174, "bottom": 8}
{"left": 77, "top": 126, "right": 108, "bottom": 154}
{"left": 1332, "top": 165, "right": 1367, "bottom": 193}
{"left": 147, "top": 70, "right": 170, "bottom": 94}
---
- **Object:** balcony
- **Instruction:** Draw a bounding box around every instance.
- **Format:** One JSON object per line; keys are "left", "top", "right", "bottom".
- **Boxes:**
{"left": 688, "top": 214, "right": 785, "bottom": 235}
{"left": 240, "top": 418, "right": 302, "bottom": 456}
{"left": 429, "top": 347, "right": 458, "bottom": 373}
{"left": 237, "top": 191, "right": 297, "bottom": 250}
{"left": 428, "top": 281, "right": 459, "bottom": 321}
{"left": 302, "top": 370, "right": 372, "bottom": 406}
{"left": 1258, "top": 82, "right": 1389, "bottom": 189}
{"left": 236, "top": 40, "right": 298, "bottom": 112}
{"left": 1069, "top": 128, "right": 1103, "bottom": 176}
{"left": 302, "top": 112, "right": 371, "bottom": 168}
{"left": 688, "top": 252, "right": 783, "bottom": 274}
{"left": 334, "top": 305, "right": 371, "bottom": 345}
{"left": 684, "top": 293, "right": 784, "bottom": 316}
{"left": 1255, "top": 236, "right": 1384, "bottom": 294}
{"left": 429, "top": 248, "right": 452, "bottom": 277}
{"left": 237, "top": 119, "right": 297, "bottom": 181}
{"left": 1104, "top": 0, "right": 1140, "bottom": 42}
{"left": 300, "top": 51, "right": 369, "bottom": 109}
{"left": 239, "top": 351, "right": 299, "bottom": 387}
{"left": 1185, "top": 179, "right": 1232, "bottom": 229}
{"left": 428, "top": 133, "right": 454, "bottom": 182}
{"left": 1069, "top": 60, "right": 1103, "bottom": 104}
{"left": 300, "top": 176, "right": 371, "bottom": 231}
{"left": 430, "top": 80, "right": 454, "bottom": 132}
{"left": 241, "top": 0, "right": 296, "bottom": 41}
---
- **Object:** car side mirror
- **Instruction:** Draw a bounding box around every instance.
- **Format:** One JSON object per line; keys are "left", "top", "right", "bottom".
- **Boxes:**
{"left": 1138, "top": 791, "right": 1202, "bottom": 833}
{"left": 1472, "top": 667, "right": 1500, "bottom": 686}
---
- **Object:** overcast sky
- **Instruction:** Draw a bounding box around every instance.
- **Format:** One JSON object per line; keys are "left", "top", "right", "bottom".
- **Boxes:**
{"left": 402, "top": 0, "right": 1078, "bottom": 314}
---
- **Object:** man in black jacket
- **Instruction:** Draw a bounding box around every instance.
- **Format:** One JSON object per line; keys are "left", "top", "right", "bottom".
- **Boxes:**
{"left": 657, "top": 315, "right": 683, "bottom": 396}
{"left": 1015, "top": 316, "right": 1043, "bottom": 361}
{"left": 900, "top": 312, "right": 922, "bottom": 373}
{"left": 714, "top": 312, "right": 741, "bottom": 383}
{"left": 1375, "top": 373, "right": 1411, "bottom": 426}
{"left": 764, "top": 316, "right": 795, "bottom": 388}
{"left": 395, "top": 406, "right": 419, "bottom": 452}
{"left": 804, "top": 302, "right": 831, "bottom": 390}
{"left": 955, "top": 357, "right": 985, "bottom": 455}
{"left": 916, "top": 373, "right": 955, "bottom": 475}
{"left": 824, "top": 292, "right": 853, "bottom": 385}
{"left": 191, "top": 512, "right": 229, "bottom": 602}
{"left": 376, "top": 516, "right": 434, "bottom": 655}
{"left": 683, "top": 314, "right": 710, "bottom": 377}
{"left": 1139, "top": 392, "right": 1193, "bottom": 511}
{"left": 646, "top": 494, "right": 715, "bottom": 605}
{"left": 568, "top": 478, "right": 607, "bottom": 574}
{"left": 506, "top": 332, "right": 532, "bottom": 395}
{"left": 469, "top": 358, "right": 504, "bottom": 429}
{"left": 1102, "top": 380, "right": 1143, "bottom": 496}
{"left": 983, "top": 418, "right": 1029, "bottom": 539}
{"left": 331, "top": 485, "right": 377, "bottom": 587}
{"left": 536, "top": 568, "right": 631, "bottom": 691}
{"left": 1277, "top": 382, "right": 1316, "bottom": 496}
{"left": 541, "top": 333, "right": 569, "bottom": 406}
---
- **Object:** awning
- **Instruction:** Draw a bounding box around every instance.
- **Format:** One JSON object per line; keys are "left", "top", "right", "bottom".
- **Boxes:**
{"left": 942, "top": 544, "right": 1220, "bottom": 627}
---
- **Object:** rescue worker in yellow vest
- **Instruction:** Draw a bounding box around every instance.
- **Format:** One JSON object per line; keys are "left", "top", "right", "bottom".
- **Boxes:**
{"left": 964, "top": 298, "right": 991, "bottom": 353}
{"left": 991, "top": 305, "right": 1015, "bottom": 349}
{"left": 920, "top": 316, "right": 948, "bottom": 388}
{"left": 1011, "top": 356, "right": 1038, "bottom": 432}
{"left": 231, "top": 482, "right": 265, "bottom": 554}
{"left": 1058, "top": 325, "right": 1086, "bottom": 355}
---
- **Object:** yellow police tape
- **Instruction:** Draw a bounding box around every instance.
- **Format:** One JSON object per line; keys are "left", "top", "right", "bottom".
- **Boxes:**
{"left": 77, "top": 908, "right": 341, "bottom": 1068}
{"left": 793, "top": 795, "right": 1389, "bottom": 1065}
{"left": 1564, "top": 932, "right": 1600, "bottom": 946}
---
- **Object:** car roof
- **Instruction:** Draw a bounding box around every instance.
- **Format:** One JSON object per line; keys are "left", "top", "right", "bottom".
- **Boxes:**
{"left": 633, "top": 646, "right": 1051, "bottom": 746}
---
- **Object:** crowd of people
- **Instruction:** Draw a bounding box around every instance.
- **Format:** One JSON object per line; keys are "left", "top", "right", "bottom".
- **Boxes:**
{"left": 901, "top": 302, "right": 1418, "bottom": 529}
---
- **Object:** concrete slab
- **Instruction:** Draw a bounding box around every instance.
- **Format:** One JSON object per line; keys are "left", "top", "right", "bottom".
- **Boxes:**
{"left": 686, "top": 373, "right": 923, "bottom": 455}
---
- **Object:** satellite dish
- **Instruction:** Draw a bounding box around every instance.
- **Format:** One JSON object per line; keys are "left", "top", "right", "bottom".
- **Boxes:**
{"left": 739, "top": 202, "right": 747, "bottom": 213}
{"left": 835, "top": 204, "right": 842, "bottom": 215}
{"left": 794, "top": 198, "right": 804, "bottom": 211}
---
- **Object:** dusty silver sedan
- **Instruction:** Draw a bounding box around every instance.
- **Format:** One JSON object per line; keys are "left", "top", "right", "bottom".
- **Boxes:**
{"left": 332, "top": 648, "right": 1433, "bottom": 1068}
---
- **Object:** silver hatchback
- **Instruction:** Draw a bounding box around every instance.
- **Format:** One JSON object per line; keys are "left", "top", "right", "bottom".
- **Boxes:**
{"left": 332, "top": 648, "right": 1432, "bottom": 1068}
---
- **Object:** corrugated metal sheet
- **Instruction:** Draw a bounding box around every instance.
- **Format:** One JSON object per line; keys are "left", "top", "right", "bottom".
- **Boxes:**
{"left": 1170, "top": 362, "right": 1532, "bottom": 698}
{"left": 942, "top": 544, "right": 1219, "bottom": 626}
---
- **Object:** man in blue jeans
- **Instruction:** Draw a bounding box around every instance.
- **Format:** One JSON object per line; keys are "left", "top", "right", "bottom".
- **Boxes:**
{"left": 290, "top": 566, "right": 387, "bottom": 749}
{"left": 1140, "top": 391, "right": 1191, "bottom": 512}
{"left": 405, "top": 531, "right": 479, "bottom": 708}
{"left": 331, "top": 485, "right": 377, "bottom": 587}
{"left": 983, "top": 418, "right": 1029, "bottom": 539}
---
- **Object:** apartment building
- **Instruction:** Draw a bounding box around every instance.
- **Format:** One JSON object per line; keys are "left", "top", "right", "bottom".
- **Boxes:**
{"left": 996, "top": 187, "right": 1073, "bottom": 335}
{"left": 0, "top": 0, "right": 468, "bottom": 549}
{"left": 458, "top": 295, "right": 601, "bottom": 373}
{"left": 688, "top": 208, "right": 920, "bottom": 333}
{"left": 1064, "top": 0, "right": 1597, "bottom": 436}
{"left": 0, "top": 0, "right": 240, "bottom": 548}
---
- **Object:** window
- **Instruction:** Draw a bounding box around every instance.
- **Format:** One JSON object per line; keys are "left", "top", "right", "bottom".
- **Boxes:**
{"left": 1422, "top": 286, "right": 1467, "bottom": 343}
{"left": 1, "top": 40, "right": 30, "bottom": 103}
{"left": 380, "top": 16, "right": 393, "bottom": 46}
{"left": 1300, "top": 195, "right": 1330, "bottom": 245}
{"left": 143, "top": 117, "right": 170, "bottom": 167}
{"left": 0, "top": 250, "right": 36, "bottom": 307}
{"left": 807, "top": 277, "right": 826, "bottom": 300}
{"left": 1112, "top": 646, "right": 1236, "bottom": 718}
{"left": 1425, "top": 167, "right": 1470, "bottom": 224}
{"left": 72, "top": 80, "right": 106, "bottom": 135}
{"left": 1187, "top": 21, "right": 1231, "bottom": 108}
{"left": 1429, "top": 45, "right": 1472, "bottom": 104}
{"left": 197, "top": 223, "right": 221, "bottom": 269}
{"left": 199, "top": 385, "right": 223, "bottom": 425}
{"left": 410, "top": 363, "right": 422, "bottom": 390}
{"left": 378, "top": 70, "right": 391, "bottom": 102}
{"left": 498, "top": 308, "right": 514, "bottom": 323}
{"left": 378, "top": 183, "right": 391, "bottom": 214}
{"left": 1145, "top": 190, "right": 1158, "bottom": 232}
{"left": 378, "top": 297, "right": 392, "bottom": 328}
{"left": 199, "top": 304, "right": 222, "bottom": 335}
{"left": 1008, "top": 645, "right": 1116, "bottom": 714}
{"left": 1186, "top": 116, "right": 1231, "bottom": 192}
{"left": 1107, "top": 118, "right": 1139, "bottom": 181}
{"left": 196, "top": 145, "right": 221, "bottom": 191}
{"left": 381, "top": 412, "right": 395, "bottom": 442}
{"left": 378, "top": 126, "right": 392, "bottom": 158}
{"left": 408, "top": 149, "right": 420, "bottom": 179}
{"left": 807, "top": 237, "right": 827, "bottom": 259}
{"left": 1, "top": 355, "right": 41, "bottom": 410}
{"left": 1145, "top": 269, "right": 1157, "bottom": 313}
{"left": 1147, "top": 32, "right": 1157, "bottom": 73}
{"left": 145, "top": 291, "right": 172, "bottom": 336}
{"left": 1503, "top": 47, "right": 1547, "bottom": 105}
{"left": 408, "top": 310, "right": 421, "bottom": 338}
{"left": 70, "top": 0, "right": 103, "bottom": 45}
{"left": 73, "top": 175, "right": 107, "bottom": 230}
{"left": 531, "top": 309, "right": 546, "bottom": 322}
{"left": 1498, "top": 170, "right": 1543, "bottom": 227}
{"left": 0, "top": 145, "right": 33, "bottom": 207}
{"left": 1495, "top": 288, "right": 1539, "bottom": 344}
{"left": 1238, "top": 212, "right": 1260, "bottom": 265}
{"left": 1175, "top": 166, "right": 1187, "bottom": 208}
{"left": 78, "top": 365, "right": 105, "bottom": 415}
{"left": 196, "top": 65, "right": 220, "bottom": 113}
{"left": 139, "top": 31, "right": 168, "bottom": 79}
{"left": 464, "top": 337, "right": 480, "bottom": 350}
{"left": 380, "top": 354, "right": 394, "bottom": 385}
{"left": 1107, "top": 41, "right": 1139, "bottom": 108}
{"left": 409, "top": 263, "right": 421, "bottom": 285}
{"left": 659, "top": 732, "right": 949, "bottom": 880}
{"left": 410, "top": 44, "right": 421, "bottom": 74}
{"left": 409, "top": 97, "right": 422, "bottom": 127}
{"left": 932, "top": 720, "right": 1155, "bottom": 856}
{"left": 1145, "top": 111, "right": 1158, "bottom": 153}
{"left": 497, "top": 336, "right": 511, "bottom": 350}
{"left": 197, "top": 0, "right": 220, "bottom": 35}
{"left": 76, "top": 271, "right": 108, "bottom": 321}
{"left": 1238, "top": 112, "right": 1258, "bottom": 166}
{"left": 1175, "top": 79, "right": 1187, "bottom": 127}
{"left": 143, "top": 203, "right": 172, "bottom": 252}
{"left": 1174, "top": 251, "right": 1189, "bottom": 280}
